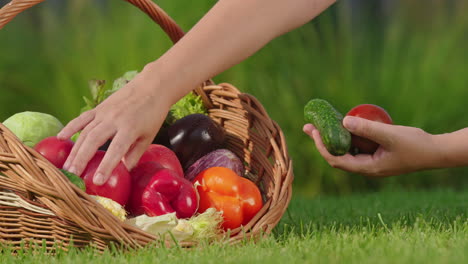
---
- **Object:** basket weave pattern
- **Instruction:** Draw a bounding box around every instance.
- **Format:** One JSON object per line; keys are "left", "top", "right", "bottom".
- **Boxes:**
{"left": 0, "top": 0, "right": 293, "bottom": 252}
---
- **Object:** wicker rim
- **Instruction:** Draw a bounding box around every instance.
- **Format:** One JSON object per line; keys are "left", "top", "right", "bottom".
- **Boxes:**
{"left": 0, "top": 0, "right": 294, "bottom": 251}
{"left": 0, "top": 0, "right": 184, "bottom": 42}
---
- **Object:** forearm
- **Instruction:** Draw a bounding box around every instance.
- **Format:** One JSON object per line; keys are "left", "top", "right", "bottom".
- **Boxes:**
{"left": 432, "top": 128, "right": 468, "bottom": 168}
{"left": 143, "top": 0, "right": 335, "bottom": 102}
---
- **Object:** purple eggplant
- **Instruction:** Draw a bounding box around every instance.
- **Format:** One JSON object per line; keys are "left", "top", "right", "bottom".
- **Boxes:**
{"left": 161, "top": 114, "right": 225, "bottom": 170}
{"left": 185, "top": 149, "right": 244, "bottom": 181}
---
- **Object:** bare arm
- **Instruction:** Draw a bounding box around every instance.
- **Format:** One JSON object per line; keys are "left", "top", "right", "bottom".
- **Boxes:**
{"left": 59, "top": 0, "right": 336, "bottom": 184}
{"left": 433, "top": 128, "right": 468, "bottom": 168}
{"left": 143, "top": 0, "right": 337, "bottom": 102}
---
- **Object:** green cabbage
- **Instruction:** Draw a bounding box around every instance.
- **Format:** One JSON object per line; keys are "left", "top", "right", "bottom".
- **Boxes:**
{"left": 3, "top": 111, "right": 64, "bottom": 147}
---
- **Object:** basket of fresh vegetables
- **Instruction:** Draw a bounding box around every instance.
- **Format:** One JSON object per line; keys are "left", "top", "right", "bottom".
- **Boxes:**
{"left": 0, "top": 0, "right": 293, "bottom": 252}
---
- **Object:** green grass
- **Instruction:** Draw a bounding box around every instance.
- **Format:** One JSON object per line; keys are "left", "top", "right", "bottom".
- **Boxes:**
{"left": 1, "top": 1, "right": 468, "bottom": 194}
{"left": 1, "top": 188, "right": 467, "bottom": 263}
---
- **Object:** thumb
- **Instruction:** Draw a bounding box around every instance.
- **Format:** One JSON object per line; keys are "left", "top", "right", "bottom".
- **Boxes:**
{"left": 343, "top": 116, "right": 395, "bottom": 146}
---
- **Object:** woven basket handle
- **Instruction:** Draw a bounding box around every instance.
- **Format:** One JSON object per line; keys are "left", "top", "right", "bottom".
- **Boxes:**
{"left": 0, "top": 0, "right": 185, "bottom": 43}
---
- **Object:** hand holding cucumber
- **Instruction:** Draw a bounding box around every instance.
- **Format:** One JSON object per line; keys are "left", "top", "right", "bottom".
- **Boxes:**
{"left": 304, "top": 99, "right": 468, "bottom": 177}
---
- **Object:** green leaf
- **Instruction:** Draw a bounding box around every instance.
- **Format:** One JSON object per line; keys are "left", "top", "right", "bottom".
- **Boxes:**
{"left": 88, "top": 79, "right": 105, "bottom": 101}
{"left": 95, "top": 80, "right": 108, "bottom": 105}
{"left": 168, "top": 92, "right": 207, "bottom": 124}
{"left": 60, "top": 169, "right": 86, "bottom": 191}
{"left": 111, "top": 70, "right": 138, "bottom": 95}
{"left": 71, "top": 132, "right": 80, "bottom": 142}
{"left": 82, "top": 96, "right": 94, "bottom": 108}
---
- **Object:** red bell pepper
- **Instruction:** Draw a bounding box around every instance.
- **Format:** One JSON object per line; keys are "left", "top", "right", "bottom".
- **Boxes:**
{"left": 127, "top": 161, "right": 198, "bottom": 218}
{"left": 193, "top": 167, "right": 263, "bottom": 230}
{"left": 137, "top": 144, "right": 184, "bottom": 177}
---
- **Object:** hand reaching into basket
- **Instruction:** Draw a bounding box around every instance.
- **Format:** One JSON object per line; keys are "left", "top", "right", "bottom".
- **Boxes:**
{"left": 58, "top": 70, "right": 175, "bottom": 185}
{"left": 303, "top": 116, "right": 468, "bottom": 177}
{"left": 57, "top": 0, "right": 337, "bottom": 185}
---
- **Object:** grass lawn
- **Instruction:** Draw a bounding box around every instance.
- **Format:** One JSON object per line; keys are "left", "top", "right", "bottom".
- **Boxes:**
{"left": 1, "top": 188, "right": 466, "bottom": 263}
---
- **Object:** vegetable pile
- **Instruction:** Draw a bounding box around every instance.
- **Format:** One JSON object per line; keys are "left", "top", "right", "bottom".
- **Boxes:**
{"left": 2, "top": 70, "right": 264, "bottom": 243}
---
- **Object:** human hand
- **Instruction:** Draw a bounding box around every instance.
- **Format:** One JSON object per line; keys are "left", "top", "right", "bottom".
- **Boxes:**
{"left": 303, "top": 116, "right": 441, "bottom": 177}
{"left": 58, "top": 69, "right": 173, "bottom": 185}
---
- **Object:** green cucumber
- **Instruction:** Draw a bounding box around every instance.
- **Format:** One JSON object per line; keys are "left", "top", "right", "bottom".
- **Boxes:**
{"left": 304, "top": 99, "right": 351, "bottom": 156}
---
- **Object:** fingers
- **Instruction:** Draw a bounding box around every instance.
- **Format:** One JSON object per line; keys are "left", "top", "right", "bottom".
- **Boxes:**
{"left": 63, "top": 123, "right": 114, "bottom": 176}
{"left": 303, "top": 124, "right": 346, "bottom": 161}
{"left": 302, "top": 124, "right": 315, "bottom": 137}
{"left": 343, "top": 116, "right": 395, "bottom": 147}
{"left": 303, "top": 123, "right": 383, "bottom": 176}
{"left": 331, "top": 153, "right": 380, "bottom": 176}
{"left": 63, "top": 121, "right": 98, "bottom": 172}
{"left": 57, "top": 111, "right": 95, "bottom": 140}
{"left": 309, "top": 126, "right": 336, "bottom": 161}
{"left": 93, "top": 131, "right": 135, "bottom": 186}
{"left": 123, "top": 137, "right": 152, "bottom": 170}
{"left": 313, "top": 131, "right": 380, "bottom": 176}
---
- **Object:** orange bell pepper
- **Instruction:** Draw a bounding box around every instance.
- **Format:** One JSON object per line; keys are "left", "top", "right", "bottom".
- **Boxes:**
{"left": 192, "top": 167, "right": 263, "bottom": 230}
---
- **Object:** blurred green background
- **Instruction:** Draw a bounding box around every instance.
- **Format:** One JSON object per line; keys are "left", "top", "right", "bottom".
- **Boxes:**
{"left": 1, "top": 0, "right": 467, "bottom": 196}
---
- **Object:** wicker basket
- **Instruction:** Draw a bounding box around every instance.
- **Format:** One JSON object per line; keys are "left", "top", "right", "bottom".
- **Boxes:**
{"left": 0, "top": 0, "right": 293, "bottom": 252}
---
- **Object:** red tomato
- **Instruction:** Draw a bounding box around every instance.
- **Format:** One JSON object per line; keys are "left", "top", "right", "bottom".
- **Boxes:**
{"left": 137, "top": 144, "right": 184, "bottom": 177}
{"left": 34, "top": 136, "right": 74, "bottom": 168}
{"left": 346, "top": 104, "right": 393, "bottom": 154}
{"left": 81, "top": 150, "right": 131, "bottom": 206}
